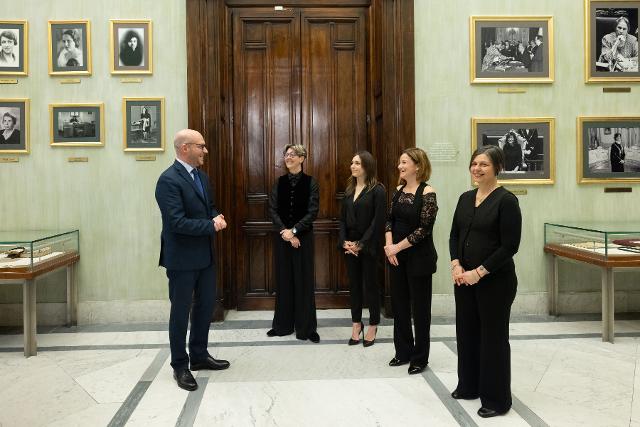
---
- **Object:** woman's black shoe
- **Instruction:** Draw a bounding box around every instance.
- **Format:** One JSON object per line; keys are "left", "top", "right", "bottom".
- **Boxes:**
{"left": 477, "top": 407, "right": 507, "bottom": 418}
{"left": 348, "top": 322, "right": 364, "bottom": 345}
{"left": 363, "top": 325, "right": 377, "bottom": 347}
{"left": 388, "top": 357, "right": 409, "bottom": 367}
{"left": 451, "top": 389, "right": 479, "bottom": 400}
{"left": 408, "top": 364, "right": 426, "bottom": 375}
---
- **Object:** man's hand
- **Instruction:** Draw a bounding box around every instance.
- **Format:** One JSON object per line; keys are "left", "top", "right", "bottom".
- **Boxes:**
{"left": 290, "top": 236, "right": 301, "bottom": 248}
{"left": 213, "top": 214, "right": 227, "bottom": 232}
{"left": 280, "top": 229, "right": 294, "bottom": 241}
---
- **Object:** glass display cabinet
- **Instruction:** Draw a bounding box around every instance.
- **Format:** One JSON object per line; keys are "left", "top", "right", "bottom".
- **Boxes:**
{"left": 0, "top": 230, "right": 80, "bottom": 356}
{"left": 544, "top": 222, "right": 640, "bottom": 343}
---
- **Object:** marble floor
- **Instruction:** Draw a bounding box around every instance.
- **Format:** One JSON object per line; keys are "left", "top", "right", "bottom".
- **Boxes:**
{"left": 1, "top": 310, "right": 640, "bottom": 427}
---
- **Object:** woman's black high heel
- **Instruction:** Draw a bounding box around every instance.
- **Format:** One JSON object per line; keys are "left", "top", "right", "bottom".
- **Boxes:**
{"left": 363, "top": 325, "right": 377, "bottom": 347}
{"left": 348, "top": 322, "right": 364, "bottom": 345}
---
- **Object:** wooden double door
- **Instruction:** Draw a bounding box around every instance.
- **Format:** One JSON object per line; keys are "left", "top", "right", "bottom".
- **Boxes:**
{"left": 232, "top": 6, "right": 368, "bottom": 309}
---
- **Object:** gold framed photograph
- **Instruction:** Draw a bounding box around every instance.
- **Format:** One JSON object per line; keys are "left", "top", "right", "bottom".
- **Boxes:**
{"left": 122, "top": 97, "right": 164, "bottom": 152}
{"left": 48, "top": 20, "right": 91, "bottom": 76}
{"left": 585, "top": 0, "right": 640, "bottom": 82}
{"left": 577, "top": 116, "right": 640, "bottom": 183}
{"left": 471, "top": 117, "right": 555, "bottom": 185}
{"left": 49, "top": 103, "right": 104, "bottom": 147}
{"left": 110, "top": 20, "right": 152, "bottom": 75}
{"left": 470, "top": 16, "right": 554, "bottom": 84}
{"left": 0, "top": 20, "right": 28, "bottom": 76}
{"left": 0, "top": 98, "right": 29, "bottom": 154}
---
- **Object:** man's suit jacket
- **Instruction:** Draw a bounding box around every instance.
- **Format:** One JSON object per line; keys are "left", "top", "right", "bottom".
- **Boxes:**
{"left": 531, "top": 44, "right": 543, "bottom": 72}
{"left": 155, "top": 160, "right": 219, "bottom": 271}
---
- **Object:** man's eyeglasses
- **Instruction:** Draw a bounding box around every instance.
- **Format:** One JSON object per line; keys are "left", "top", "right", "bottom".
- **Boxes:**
{"left": 187, "top": 143, "right": 207, "bottom": 150}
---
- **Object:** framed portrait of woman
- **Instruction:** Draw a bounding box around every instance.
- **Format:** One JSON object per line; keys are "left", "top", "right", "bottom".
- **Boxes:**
{"left": 0, "top": 21, "right": 28, "bottom": 76}
{"left": 470, "top": 16, "right": 554, "bottom": 84}
{"left": 110, "top": 20, "right": 152, "bottom": 75}
{"left": 578, "top": 116, "right": 640, "bottom": 183}
{"left": 122, "top": 97, "right": 164, "bottom": 152}
{"left": 472, "top": 117, "right": 555, "bottom": 185}
{"left": 48, "top": 20, "right": 91, "bottom": 76}
{"left": 0, "top": 98, "right": 29, "bottom": 154}
{"left": 585, "top": 0, "right": 640, "bottom": 82}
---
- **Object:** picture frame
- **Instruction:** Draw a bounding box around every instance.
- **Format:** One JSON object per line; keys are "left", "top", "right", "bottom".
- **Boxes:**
{"left": 470, "top": 16, "right": 554, "bottom": 84}
{"left": 577, "top": 116, "right": 640, "bottom": 183}
{"left": 49, "top": 103, "right": 104, "bottom": 147}
{"left": 48, "top": 20, "right": 91, "bottom": 76}
{"left": 110, "top": 20, "right": 152, "bottom": 75}
{"left": 585, "top": 0, "right": 640, "bottom": 82}
{"left": 122, "top": 97, "right": 164, "bottom": 152}
{"left": 0, "top": 20, "right": 28, "bottom": 76}
{"left": 0, "top": 98, "right": 29, "bottom": 154}
{"left": 471, "top": 117, "right": 555, "bottom": 185}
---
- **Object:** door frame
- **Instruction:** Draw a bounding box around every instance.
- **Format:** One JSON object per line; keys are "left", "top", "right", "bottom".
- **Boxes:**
{"left": 186, "top": 0, "right": 415, "bottom": 315}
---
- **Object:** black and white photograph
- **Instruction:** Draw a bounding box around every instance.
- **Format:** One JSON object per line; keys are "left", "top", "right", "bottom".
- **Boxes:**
{"left": 472, "top": 117, "right": 555, "bottom": 184}
{"left": 123, "top": 97, "right": 164, "bottom": 152}
{"left": 586, "top": 1, "right": 640, "bottom": 81}
{"left": 48, "top": 20, "right": 91, "bottom": 75}
{"left": 470, "top": 16, "right": 554, "bottom": 83}
{"left": 578, "top": 117, "right": 640, "bottom": 183}
{"left": 50, "top": 103, "right": 104, "bottom": 147}
{"left": 110, "top": 20, "right": 152, "bottom": 74}
{"left": 0, "top": 21, "right": 27, "bottom": 75}
{"left": 0, "top": 99, "right": 29, "bottom": 153}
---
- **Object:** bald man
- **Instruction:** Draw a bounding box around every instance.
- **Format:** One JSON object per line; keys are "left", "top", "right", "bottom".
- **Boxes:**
{"left": 155, "top": 129, "right": 230, "bottom": 391}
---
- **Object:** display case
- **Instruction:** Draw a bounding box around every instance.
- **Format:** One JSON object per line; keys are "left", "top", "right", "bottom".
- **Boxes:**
{"left": 545, "top": 223, "right": 640, "bottom": 261}
{"left": 0, "top": 230, "right": 79, "bottom": 273}
{"left": 544, "top": 222, "right": 640, "bottom": 343}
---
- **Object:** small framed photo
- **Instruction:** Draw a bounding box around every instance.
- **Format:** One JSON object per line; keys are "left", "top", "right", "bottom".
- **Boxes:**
{"left": 0, "top": 98, "right": 29, "bottom": 154}
{"left": 585, "top": 0, "right": 640, "bottom": 82}
{"left": 470, "top": 16, "right": 554, "bottom": 84}
{"left": 48, "top": 20, "right": 91, "bottom": 75}
{"left": 472, "top": 117, "right": 555, "bottom": 185}
{"left": 578, "top": 116, "right": 640, "bottom": 183}
{"left": 110, "top": 20, "right": 152, "bottom": 74}
{"left": 123, "top": 97, "right": 164, "bottom": 152}
{"left": 50, "top": 103, "right": 104, "bottom": 147}
{"left": 0, "top": 21, "right": 28, "bottom": 76}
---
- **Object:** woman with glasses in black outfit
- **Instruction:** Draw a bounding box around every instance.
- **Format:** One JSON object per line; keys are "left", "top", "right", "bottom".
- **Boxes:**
{"left": 339, "top": 151, "right": 386, "bottom": 347}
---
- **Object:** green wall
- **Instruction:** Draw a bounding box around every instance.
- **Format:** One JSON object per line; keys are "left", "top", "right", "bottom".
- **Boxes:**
{"left": 0, "top": 0, "right": 186, "bottom": 323}
{"left": 415, "top": 0, "right": 639, "bottom": 313}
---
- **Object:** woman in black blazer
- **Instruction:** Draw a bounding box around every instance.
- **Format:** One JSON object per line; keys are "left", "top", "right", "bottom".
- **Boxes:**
{"left": 384, "top": 148, "right": 438, "bottom": 375}
{"left": 339, "top": 151, "right": 386, "bottom": 346}
{"left": 449, "top": 145, "right": 522, "bottom": 418}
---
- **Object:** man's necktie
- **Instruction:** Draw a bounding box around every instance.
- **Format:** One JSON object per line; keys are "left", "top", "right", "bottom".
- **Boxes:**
{"left": 192, "top": 169, "right": 205, "bottom": 197}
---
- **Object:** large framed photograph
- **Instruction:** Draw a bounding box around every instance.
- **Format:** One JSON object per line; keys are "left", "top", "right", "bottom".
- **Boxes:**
{"left": 585, "top": 0, "right": 640, "bottom": 82}
{"left": 48, "top": 20, "right": 91, "bottom": 75}
{"left": 0, "top": 98, "right": 29, "bottom": 154}
{"left": 0, "top": 21, "right": 28, "bottom": 76}
{"left": 123, "top": 97, "right": 164, "bottom": 152}
{"left": 110, "top": 20, "right": 152, "bottom": 75}
{"left": 472, "top": 117, "right": 555, "bottom": 185}
{"left": 578, "top": 116, "right": 640, "bottom": 183}
{"left": 470, "top": 16, "right": 554, "bottom": 84}
{"left": 49, "top": 103, "right": 104, "bottom": 147}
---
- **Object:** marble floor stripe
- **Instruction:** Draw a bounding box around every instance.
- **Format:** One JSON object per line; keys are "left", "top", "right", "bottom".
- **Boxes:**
{"left": 421, "top": 367, "right": 478, "bottom": 427}
{"left": 175, "top": 376, "right": 208, "bottom": 427}
{"left": 106, "top": 348, "right": 169, "bottom": 427}
{"left": 442, "top": 341, "right": 549, "bottom": 427}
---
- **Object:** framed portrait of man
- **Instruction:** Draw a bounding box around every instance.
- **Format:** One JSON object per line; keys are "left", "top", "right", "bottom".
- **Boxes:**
{"left": 50, "top": 103, "right": 104, "bottom": 147}
{"left": 123, "top": 97, "right": 164, "bottom": 152}
{"left": 472, "top": 117, "right": 555, "bottom": 185}
{"left": 470, "top": 16, "right": 554, "bottom": 84}
{"left": 0, "top": 21, "right": 27, "bottom": 76}
{"left": 0, "top": 98, "right": 29, "bottom": 154}
{"left": 578, "top": 116, "right": 640, "bottom": 183}
{"left": 110, "top": 20, "right": 152, "bottom": 74}
{"left": 585, "top": 0, "right": 640, "bottom": 82}
{"left": 48, "top": 20, "right": 91, "bottom": 76}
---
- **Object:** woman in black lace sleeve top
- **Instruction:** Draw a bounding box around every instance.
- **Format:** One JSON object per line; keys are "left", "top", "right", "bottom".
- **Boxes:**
{"left": 449, "top": 145, "right": 522, "bottom": 418}
{"left": 384, "top": 148, "right": 438, "bottom": 375}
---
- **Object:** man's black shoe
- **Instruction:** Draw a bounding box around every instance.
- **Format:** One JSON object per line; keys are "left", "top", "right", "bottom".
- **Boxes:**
{"left": 190, "top": 356, "right": 230, "bottom": 371}
{"left": 173, "top": 369, "right": 197, "bottom": 391}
